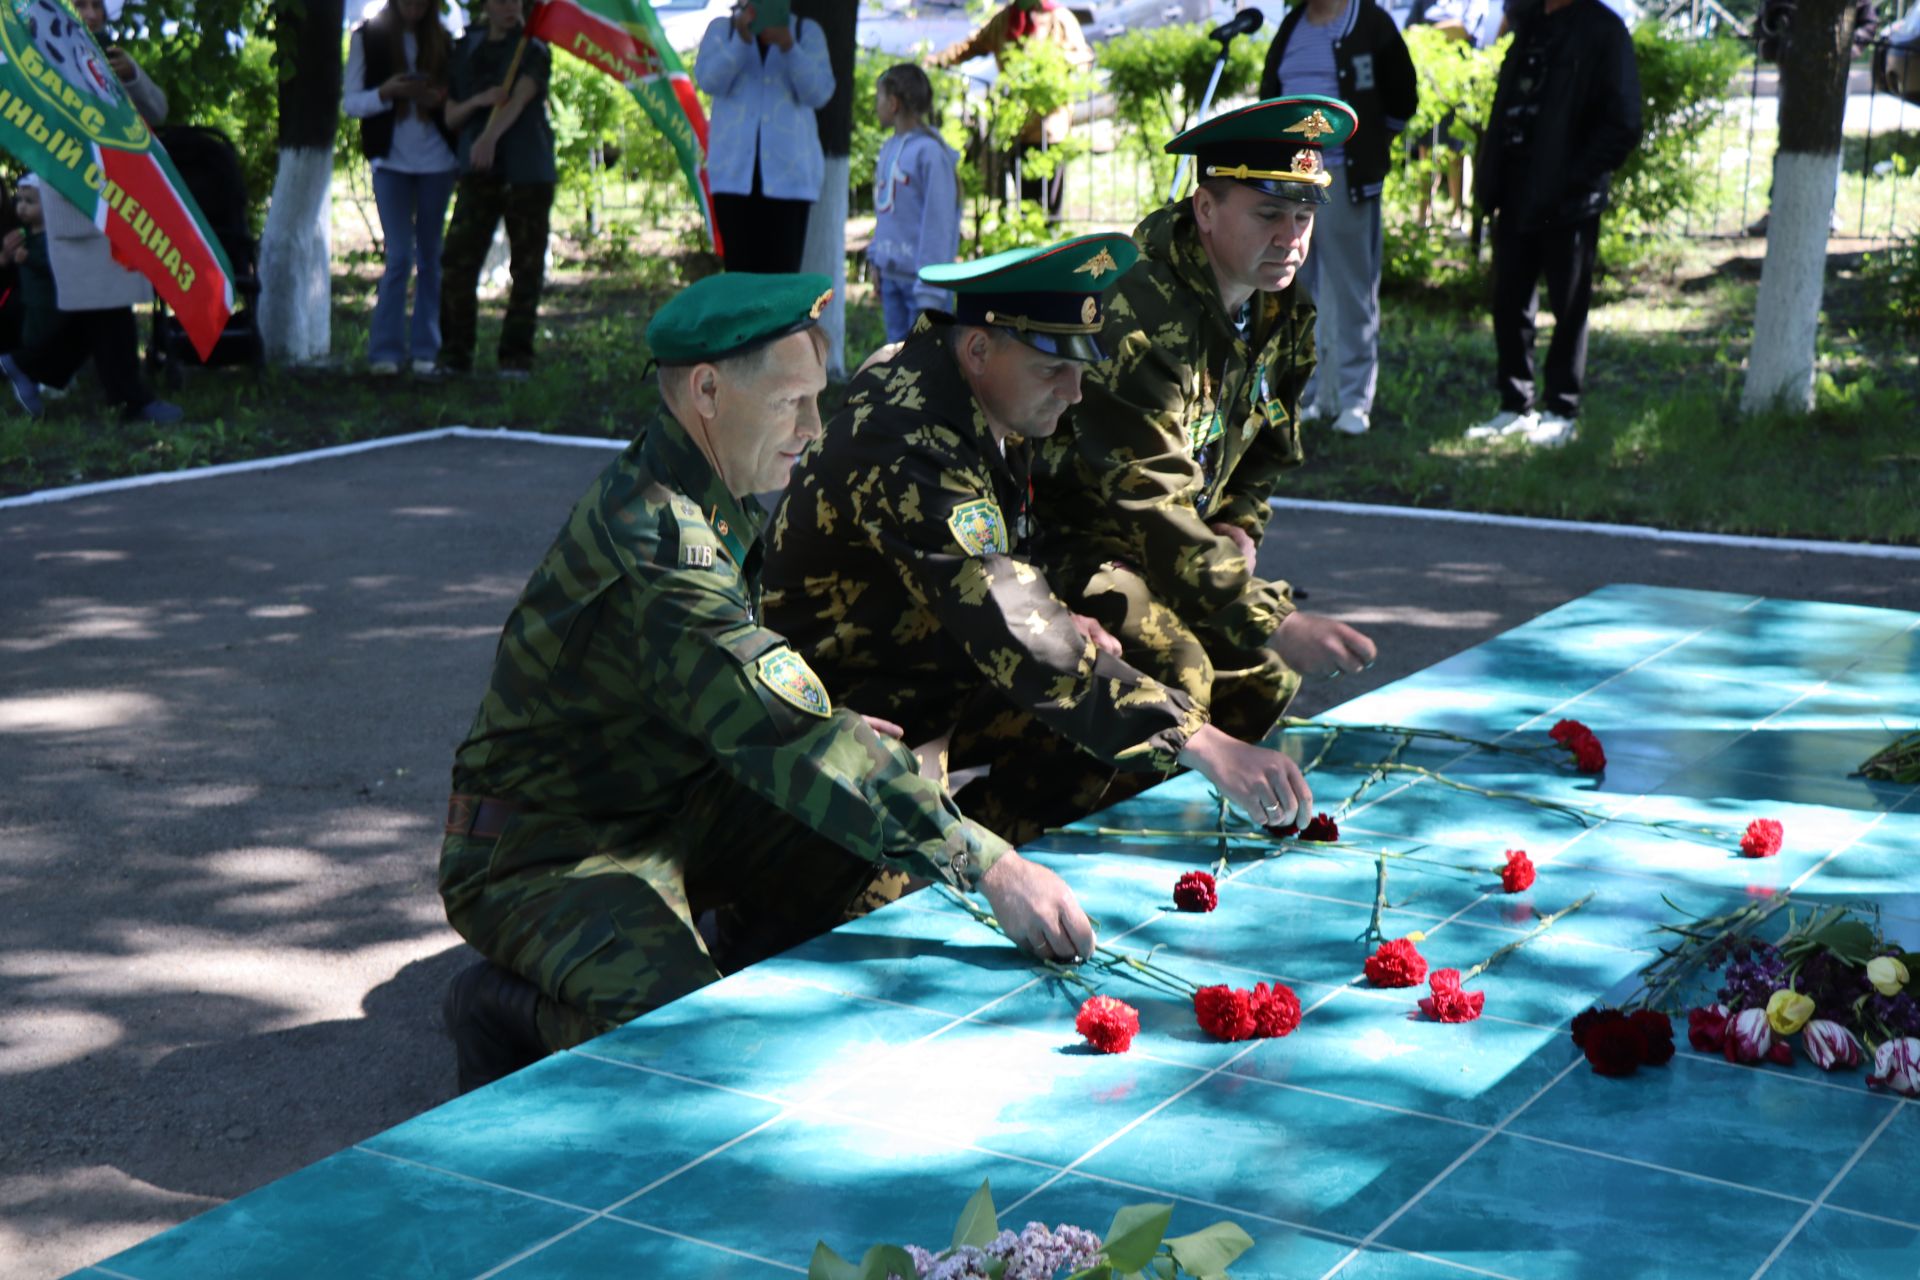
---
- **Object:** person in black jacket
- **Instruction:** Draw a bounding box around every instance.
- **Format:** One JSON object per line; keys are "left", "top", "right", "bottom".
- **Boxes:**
{"left": 1259, "top": 0, "right": 1416, "bottom": 437}
{"left": 1466, "top": 0, "right": 1641, "bottom": 447}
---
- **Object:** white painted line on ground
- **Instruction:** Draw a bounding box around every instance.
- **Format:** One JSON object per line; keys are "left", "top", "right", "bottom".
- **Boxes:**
{"left": 1269, "top": 496, "right": 1920, "bottom": 561}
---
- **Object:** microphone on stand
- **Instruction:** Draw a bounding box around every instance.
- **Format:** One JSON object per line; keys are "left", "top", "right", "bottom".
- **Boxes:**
{"left": 1207, "top": 7, "right": 1264, "bottom": 42}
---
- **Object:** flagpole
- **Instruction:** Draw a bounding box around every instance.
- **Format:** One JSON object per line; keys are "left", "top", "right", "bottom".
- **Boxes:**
{"left": 485, "top": 32, "right": 532, "bottom": 132}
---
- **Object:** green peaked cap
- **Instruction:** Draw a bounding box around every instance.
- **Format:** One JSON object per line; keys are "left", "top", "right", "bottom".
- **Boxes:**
{"left": 919, "top": 232, "right": 1140, "bottom": 363}
{"left": 647, "top": 272, "right": 834, "bottom": 365}
{"left": 1166, "top": 95, "right": 1360, "bottom": 204}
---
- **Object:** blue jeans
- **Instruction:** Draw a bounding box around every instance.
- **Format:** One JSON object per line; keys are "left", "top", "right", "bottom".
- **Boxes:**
{"left": 878, "top": 273, "right": 921, "bottom": 345}
{"left": 369, "top": 166, "right": 457, "bottom": 365}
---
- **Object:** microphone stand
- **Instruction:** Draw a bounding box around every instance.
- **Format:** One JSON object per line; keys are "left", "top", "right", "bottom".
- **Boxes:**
{"left": 1168, "top": 8, "right": 1267, "bottom": 203}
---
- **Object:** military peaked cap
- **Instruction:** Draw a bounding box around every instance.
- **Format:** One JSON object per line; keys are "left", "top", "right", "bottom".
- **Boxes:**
{"left": 919, "top": 232, "right": 1140, "bottom": 363}
{"left": 1167, "top": 95, "right": 1360, "bottom": 204}
{"left": 647, "top": 272, "right": 834, "bottom": 365}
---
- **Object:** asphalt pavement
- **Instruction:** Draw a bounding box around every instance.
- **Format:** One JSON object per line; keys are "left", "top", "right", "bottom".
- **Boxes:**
{"left": 2, "top": 432, "right": 1915, "bottom": 1279}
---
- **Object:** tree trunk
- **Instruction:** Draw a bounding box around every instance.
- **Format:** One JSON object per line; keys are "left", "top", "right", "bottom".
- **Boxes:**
{"left": 1741, "top": 0, "right": 1855, "bottom": 414}
{"left": 796, "top": 0, "right": 857, "bottom": 378}
{"left": 259, "top": 0, "right": 345, "bottom": 365}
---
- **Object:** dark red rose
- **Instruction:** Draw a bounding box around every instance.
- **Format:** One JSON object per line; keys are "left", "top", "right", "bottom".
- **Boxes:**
{"left": 1172, "top": 870, "right": 1218, "bottom": 913}
{"left": 1629, "top": 1010, "right": 1676, "bottom": 1065}
{"left": 1688, "top": 1004, "right": 1731, "bottom": 1052}
{"left": 1194, "top": 985, "right": 1258, "bottom": 1042}
{"left": 1584, "top": 1018, "right": 1648, "bottom": 1076}
{"left": 1364, "top": 937, "right": 1429, "bottom": 988}
{"left": 1500, "top": 849, "right": 1536, "bottom": 894}
{"left": 1300, "top": 813, "right": 1340, "bottom": 842}
{"left": 1571, "top": 735, "right": 1607, "bottom": 773}
{"left": 1075, "top": 995, "right": 1140, "bottom": 1054}
{"left": 1419, "top": 968, "right": 1485, "bottom": 1023}
{"left": 1549, "top": 719, "right": 1591, "bottom": 746}
{"left": 1740, "top": 819, "right": 1784, "bottom": 858}
{"left": 1250, "top": 982, "right": 1302, "bottom": 1038}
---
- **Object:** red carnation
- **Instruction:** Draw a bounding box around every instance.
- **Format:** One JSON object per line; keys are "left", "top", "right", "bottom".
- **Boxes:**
{"left": 1570, "top": 735, "right": 1607, "bottom": 773}
{"left": 1194, "top": 985, "right": 1258, "bottom": 1042}
{"left": 1570, "top": 1006, "right": 1610, "bottom": 1048}
{"left": 1300, "top": 813, "right": 1340, "bottom": 842}
{"left": 1688, "top": 1004, "right": 1731, "bottom": 1052}
{"left": 1364, "top": 937, "right": 1429, "bottom": 988}
{"left": 1075, "top": 995, "right": 1140, "bottom": 1054}
{"left": 1500, "top": 849, "right": 1536, "bottom": 894}
{"left": 1419, "top": 968, "right": 1485, "bottom": 1023}
{"left": 1249, "top": 982, "right": 1302, "bottom": 1038}
{"left": 1740, "top": 819, "right": 1784, "bottom": 858}
{"left": 1173, "top": 870, "right": 1218, "bottom": 913}
{"left": 1584, "top": 1016, "right": 1648, "bottom": 1076}
{"left": 1629, "top": 1010, "right": 1676, "bottom": 1065}
{"left": 1549, "top": 719, "right": 1591, "bottom": 746}
{"left": 1264, "top": 822, "right": 1300, "bottom": 839}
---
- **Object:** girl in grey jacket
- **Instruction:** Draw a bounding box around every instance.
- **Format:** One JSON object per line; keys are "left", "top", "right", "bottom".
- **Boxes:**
{"left": 869, "top": 65, "right": 959, "bottom": 344}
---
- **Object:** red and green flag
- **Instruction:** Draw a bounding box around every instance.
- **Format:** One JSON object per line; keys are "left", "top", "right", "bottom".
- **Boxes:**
{"left": 0, "top": 0, "right": 234, "bottom": 360}
{"left": 527, "top": 0, "right": 720, "bottom": 254}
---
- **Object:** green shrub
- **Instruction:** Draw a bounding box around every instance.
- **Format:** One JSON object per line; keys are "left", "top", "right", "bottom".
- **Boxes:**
{"left": 1861, "top": 234, "right": 1920, "bottom": 329}
{"left": 1097, "top": 22, "right": 1263, "bottom": 194}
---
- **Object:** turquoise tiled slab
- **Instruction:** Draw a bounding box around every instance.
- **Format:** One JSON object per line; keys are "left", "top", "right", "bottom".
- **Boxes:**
{"left": 83, "top": 587, "right": 1920, "bottom": 1280}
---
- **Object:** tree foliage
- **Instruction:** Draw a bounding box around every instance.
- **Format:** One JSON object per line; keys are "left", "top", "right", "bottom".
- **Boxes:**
{"left": 1097, "top": 22, "right": 1263, "bottom": 193}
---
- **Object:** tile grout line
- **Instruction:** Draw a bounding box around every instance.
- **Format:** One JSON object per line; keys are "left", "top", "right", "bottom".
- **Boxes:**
{"left": 1746, "top": 1098, "right": 1909, "bottom": 1280}
{"left": 595, "top": 1215, "right": 810, "bottom": 1274}
{"left": 1314, "top": 1057, "right": 1583, "bottom": 1280}
{"left": 353, "top": 1145, "right": 606, "bottom": 1215}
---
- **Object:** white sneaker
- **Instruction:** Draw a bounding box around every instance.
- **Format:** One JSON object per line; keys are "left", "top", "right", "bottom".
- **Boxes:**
{"left": 1523, "top": 412, "right": 1578, "bottom": 447}
{"left": 369, "top": 360, "right": 401, "bottom": 376}
{"left": 1464, "top": 409, "right": 1537, "bottom": 440}
{"left": 1297, "top": 402, "right": 1332, "bottom": 426}
{"left": 1331, "top": 407, "right": 1370, "bottom": 436}
{"left": 411, "top": 359, "right": 438, "bottom": 376}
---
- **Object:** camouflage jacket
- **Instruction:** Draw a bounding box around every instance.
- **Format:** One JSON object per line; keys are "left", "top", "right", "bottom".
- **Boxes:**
{"left": 1032, "top": 201, "right": 1317, "bottom": 651}
{"left": 764, "top": 320, "right": 1205, "bottom": 772}
{"left": 449, "top": 409, "right": 1007, "bottom": 890}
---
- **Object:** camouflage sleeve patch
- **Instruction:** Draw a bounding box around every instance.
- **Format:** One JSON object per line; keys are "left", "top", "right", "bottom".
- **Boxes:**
{"left": 755, "top": 647, "right": 834, "bottom": 718}
{"left": 947, "top": 498, "right": 1010, "bottom": 556}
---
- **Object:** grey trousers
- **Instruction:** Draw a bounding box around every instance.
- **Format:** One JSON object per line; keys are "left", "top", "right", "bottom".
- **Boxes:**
{"left": 1297, "top": 165, "right": 1384, "bottom": 418}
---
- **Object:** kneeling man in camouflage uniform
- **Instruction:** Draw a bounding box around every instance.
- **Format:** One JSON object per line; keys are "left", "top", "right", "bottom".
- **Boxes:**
{"left": 1034, "top": 97, "right": 1379, "bottom": 745}
{"left": 766, "top": 234, "right": 1315, "bottom": 844}
{"left": 438, "top": 274, "right": 1094, "bottom": 1093}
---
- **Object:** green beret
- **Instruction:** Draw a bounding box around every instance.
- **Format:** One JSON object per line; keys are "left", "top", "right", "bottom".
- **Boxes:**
{"left": 1167, "top": 96, "right": 1360, "bottom": 204}
{"left": 919, "top": 232, "right": 1140, "bottom": 363}
{"left": 646, "top": 272, "right": 834, "bottom": 365}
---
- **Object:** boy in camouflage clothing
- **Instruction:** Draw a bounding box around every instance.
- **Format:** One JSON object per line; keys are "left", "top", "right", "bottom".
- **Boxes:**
{"left": 1034, "top": 97, "right": 1379, "bottom": 744}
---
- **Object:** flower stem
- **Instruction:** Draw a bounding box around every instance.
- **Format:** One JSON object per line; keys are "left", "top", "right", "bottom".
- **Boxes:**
{"left": 1281, "top": 716, "right": 1562, "bottom": 762}
{"left": 935, "top": 885, "right": 1201, "bottom": 997}
{"left": 1460, "top": 893, "right": 1594, "bottom": 983}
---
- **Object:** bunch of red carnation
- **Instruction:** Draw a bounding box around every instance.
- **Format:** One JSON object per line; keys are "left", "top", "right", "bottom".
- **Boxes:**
{"left": 1570, "top": 1006, "right": 1675, "bottom": 1076}
{"left": 1549, "top": 719, "right": 1606, "bottom": 774}
{"left": 1194, "top": 982, "right": 1302, "bottom": 1041}
{"left": 1173, "top": 870, "right": 1218, "bottom": 912}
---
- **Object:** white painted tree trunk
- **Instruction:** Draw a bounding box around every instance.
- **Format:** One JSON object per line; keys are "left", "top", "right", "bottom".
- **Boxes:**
{"left": 258, "top": 147, "right": 334, "bottom": 365}
{"left": 801, "top": 155, "right": 851, "bottom": 380}
{"left": 1742, "top": 150, "right": 1841, "bottom": 414}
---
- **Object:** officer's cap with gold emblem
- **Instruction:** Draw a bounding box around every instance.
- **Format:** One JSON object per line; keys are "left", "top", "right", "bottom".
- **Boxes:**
{"left": 1167, "top": 95, "right": 1360, "bottom": 205}
{"left": 646, "top": 271, "right": 835, "bottom": 365}
{"left": 918, "top": 232, "right": 1140, "bottom": 363}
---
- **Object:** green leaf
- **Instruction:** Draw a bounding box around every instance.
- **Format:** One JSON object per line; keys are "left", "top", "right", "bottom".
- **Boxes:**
{"left": 1164, "top": 1222, "right": 1256, "bottom": 1275}
{"left": 951, "top": 1179, "right": 1000, "bottom": 1252}
{"left": 1809, "top": 920, "right": 1879, "bottom": 966}
{"left": 808, "top": 1242, "right": 860, "bottom": 1280}
{"left": 1101, "top": 1203, "right": 1175, "bottom": 1273}
{"left": 1064, "top": 1265, "right": 1114, "bottom": 1280}
{"left": 857, "top": 1245, "right": 919, "bottom": 1280}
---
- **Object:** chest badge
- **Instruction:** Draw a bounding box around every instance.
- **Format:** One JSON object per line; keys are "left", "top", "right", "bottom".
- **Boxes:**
{"left": 947, "top": 498, "right": 1010, "bottom": 555}
{"left": 683, "top": 544, "right": 716, "bottom": 568}
{"left": 756, "top": 648, "right": 833, "bottom": 718}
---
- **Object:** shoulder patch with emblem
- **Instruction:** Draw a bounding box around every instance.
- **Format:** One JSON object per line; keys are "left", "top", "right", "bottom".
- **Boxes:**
{"left": 947, "top": 498, "right": 1010, "bottom": 556}
{"left": 755, "top": 647, "right": 833, "bottom": 717}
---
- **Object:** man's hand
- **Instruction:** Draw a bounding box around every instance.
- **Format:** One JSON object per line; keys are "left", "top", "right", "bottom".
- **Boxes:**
{"left": 1270, "top": 610, "right": 1377, "bottom": 680}
{"left": 1209, "top": 520, "right": 1257, "bottom": 566}
{"left": 732, "top": 3, "right": 755, "bottom": 37}
{"left": 758, "top": 22, "right": 794, "bottom": 50}
{"left": 859, "top": 713, "right": 905, "bottom": 740}
{"left": 469, "top": 132, "right": 499, "bottom": 173}
{"left": 106, "top": 47, "right": 136, "bottom": 83}
{"left": 979, "top": 852, "right": 1096, "bottom": 963}
{"left": 1177, "top": 723, "right": 1312, "bottom": 828}
{"left": 1070, "top": 611, "right": 1123, "bottom": 659}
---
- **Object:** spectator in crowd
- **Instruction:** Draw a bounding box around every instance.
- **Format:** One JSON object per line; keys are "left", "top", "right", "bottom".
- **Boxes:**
{"left": 1466, "top": 0, "right": 1640, "bottom": 448}
{"left": 0, "top": 2, "right": 182, "bottom": 424}
{"left": 869, "top": 64, "right": 960, "bottom": 344}
{"left": 437, "top": 0, "right": 556, "bottom": 379}
{"left": 1259, "top": 0, "right": 1416, "bottom": 437}
{"left": 697, "top": 0, "right": 835, "bottom": 274}
{"left": 1402, "top": 0, "right": 1491, "bottom": 227}
{"left": 3, "top": 179, "right": 57, "bottom": 357}
{"left": 930, "top": 0, "right": 1093, "bottom": 219}
{"left": 346, "top": 0, "right": 458, "bottom": 377}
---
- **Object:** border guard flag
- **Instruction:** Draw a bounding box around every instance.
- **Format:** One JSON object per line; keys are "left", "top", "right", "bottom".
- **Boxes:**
{"left": 0, "top": 0, "right": 235, "bottom": 360}
{"left": 526, "top": 0, "right": 720, "bottom": 254}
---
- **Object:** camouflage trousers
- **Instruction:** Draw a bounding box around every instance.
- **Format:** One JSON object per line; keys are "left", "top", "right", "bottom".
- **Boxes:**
{"left": 1065, "top": 560, "right": 1301, "bottom": 745}
{"left": 438, "top": 178, "right": 555, "bottom": 372}
{"left": 438, "top": 775, "right": 911, "bottom": 1053}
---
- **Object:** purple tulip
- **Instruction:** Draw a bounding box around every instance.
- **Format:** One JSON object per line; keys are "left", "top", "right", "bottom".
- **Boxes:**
{"left": 1803, "top": 1020, "right": 1863, "bottom": 1071}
